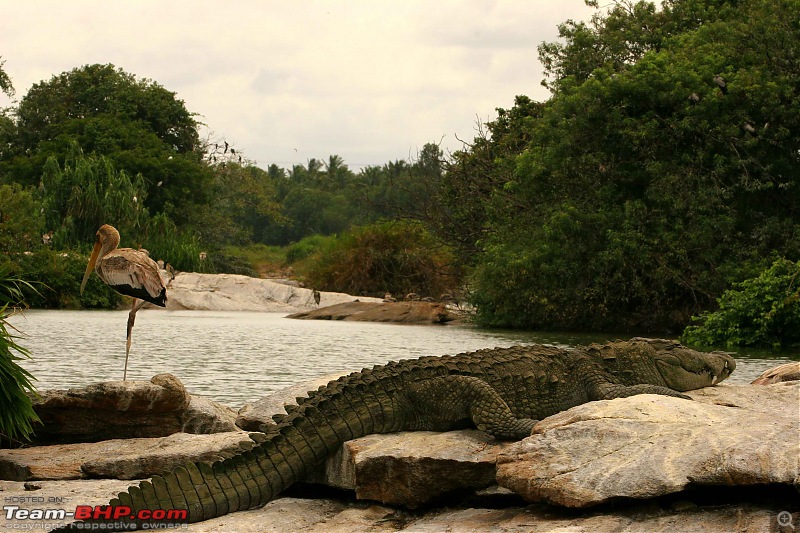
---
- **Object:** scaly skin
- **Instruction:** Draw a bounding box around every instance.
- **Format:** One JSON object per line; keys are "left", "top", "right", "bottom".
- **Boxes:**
{"left": 59, "top": 338, "right": 734, "bottom": 529}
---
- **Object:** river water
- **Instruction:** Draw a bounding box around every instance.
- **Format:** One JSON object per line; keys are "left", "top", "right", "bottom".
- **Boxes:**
{"left": 7, "top": 310, "right": 797, "bottom": 409}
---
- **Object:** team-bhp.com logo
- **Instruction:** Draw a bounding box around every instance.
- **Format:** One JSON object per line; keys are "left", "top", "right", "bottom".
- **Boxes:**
{"left": 4, "top": 504, "right": 188, "bottom": 529}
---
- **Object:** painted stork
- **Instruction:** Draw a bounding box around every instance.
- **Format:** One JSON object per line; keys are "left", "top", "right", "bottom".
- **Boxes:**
{"left": 80, "top": 224, "right": 167, "bottom": 380}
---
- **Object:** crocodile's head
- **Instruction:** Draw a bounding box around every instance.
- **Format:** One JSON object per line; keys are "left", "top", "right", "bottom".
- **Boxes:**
{"left": 593, "top": 338, "right": 736, "bottom": 391}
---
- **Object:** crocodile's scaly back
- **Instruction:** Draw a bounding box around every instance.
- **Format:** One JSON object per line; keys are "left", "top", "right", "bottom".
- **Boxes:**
{"left": 60, "top": 339, "right": 734, "bottom": 529}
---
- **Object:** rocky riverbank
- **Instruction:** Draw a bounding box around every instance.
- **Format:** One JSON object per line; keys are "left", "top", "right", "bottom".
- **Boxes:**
{"left": 163, "top": 271, "right": 382, "bottom": 312}
{"left": 154, "top": 271, "right": 462, "bottom": 325}
{"left": 1, "top": 367, "right": 798, "bottom": 531}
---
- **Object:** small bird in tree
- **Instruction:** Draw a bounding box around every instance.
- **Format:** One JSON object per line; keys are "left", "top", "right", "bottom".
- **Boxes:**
{"left": 80, "top": 225, "right": 167, "bottom": 381}
{"left": 688, "top": 92, "right": 701, "bottom": 104}
{"left": 224, "top": 141, "right": 229, "bottom": 154}
{"left": 713, "top": 75, "right": 727, "bottom": 94}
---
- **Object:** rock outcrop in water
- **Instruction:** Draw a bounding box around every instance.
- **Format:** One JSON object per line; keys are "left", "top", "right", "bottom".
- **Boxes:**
{"left": 286, "top": 300, "right": 458, "bottom": 324}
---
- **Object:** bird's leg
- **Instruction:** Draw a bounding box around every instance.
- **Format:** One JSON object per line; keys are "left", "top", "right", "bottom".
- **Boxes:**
{"left": 124, "top": 299, "right": 147, "bottom": 381}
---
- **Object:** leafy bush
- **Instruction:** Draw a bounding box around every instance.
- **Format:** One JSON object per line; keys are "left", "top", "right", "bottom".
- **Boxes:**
{"left": 220, "top": 243, "right": 287, "bottom": 277}
{"left": 0, "top": 183, "right": 45, "bottom": 253}
{"left": 285, "top": 234, "right": 330, "bottom": 264}
{"left": 141, "top": 213, "right": 213, "bottom": 273}
{"left": 208, "top": 253, "right": 256, "bottom": 277}
{"left": 681, "top": 259, "right": 800, "bottom": 348}
{"left": 0, "top": 269, "right": 41, "bottom": 442}
{"left": 3, "top": 249, "right": 121, "bottom": 309}
{"left": 304, "top": 221, "right": 461, "bottom": 297}
{"left": 40, "top": 150, "right": 149, "bottom": 250}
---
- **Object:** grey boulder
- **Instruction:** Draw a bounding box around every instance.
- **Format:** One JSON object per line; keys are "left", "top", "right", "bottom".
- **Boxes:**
{"left": 496, "top": 382, "right": 800, "bottom": 507}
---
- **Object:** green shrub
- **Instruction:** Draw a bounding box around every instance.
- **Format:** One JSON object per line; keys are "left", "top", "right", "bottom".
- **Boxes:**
{"left": 3, "top": 249, "right": 121, "bottom": 309}
{"left": 209, "top": 253, "right": 257, "bottom": 277}
{"left": 40, "top": 151, "right": 149, "bottom": 249}
{"left": 142, "top": 213, "right": 213, "bottom": 273}
{"left": 220, "top": 243, "right": 286, "bottom": 277}
{"left": 285, "top": 234, "right": 330, "bottom": 264}
{"left": 0, "top": 183, "right": 45, "bottom": 253}
{"left": 681, "top": 258, "right": 800, "bottom": 348}
{"left": 0, "top": 269, "right": 41, "bottom": 442}
{"left": 304, "top": 221, "right": 461, "bottom": 297}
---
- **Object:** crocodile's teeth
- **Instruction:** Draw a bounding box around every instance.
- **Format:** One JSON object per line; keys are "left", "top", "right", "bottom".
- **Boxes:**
{"left": 712, "top": 374, "right": 719, "bottom": 385}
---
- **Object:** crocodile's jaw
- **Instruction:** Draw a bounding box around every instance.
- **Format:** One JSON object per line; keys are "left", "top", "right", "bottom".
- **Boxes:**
{"left": 655, "top": 351, "right": 736, "bottom": 391}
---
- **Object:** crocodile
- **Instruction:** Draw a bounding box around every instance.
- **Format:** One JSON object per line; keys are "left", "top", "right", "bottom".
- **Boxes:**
{"left": 60, "top": 338, "right": 734, "bottom": 529}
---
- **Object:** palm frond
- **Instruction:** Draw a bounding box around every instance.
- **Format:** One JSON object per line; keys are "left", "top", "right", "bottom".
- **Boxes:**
{"left": 0, "top": 270, "right": 41, "bottom": 442}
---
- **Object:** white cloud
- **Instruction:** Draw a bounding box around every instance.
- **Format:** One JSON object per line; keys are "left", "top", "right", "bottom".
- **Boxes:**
{"left": 0, "top": 0, "right": 595, "bottom": 169}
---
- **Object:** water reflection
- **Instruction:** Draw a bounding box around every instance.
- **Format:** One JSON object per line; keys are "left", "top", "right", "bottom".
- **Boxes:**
{"left": 8, "top": 310, "right": 796, "bottom": 409}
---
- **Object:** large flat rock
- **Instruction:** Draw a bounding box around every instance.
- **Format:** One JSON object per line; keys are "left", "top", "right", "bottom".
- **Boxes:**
{"left": 496, "top": 382, "right": 800, "bottom": 507}
{"left": 287, "top": 301, "right": 456, "bottom": 324}
{"left": 0, "top": 431, "right": 257, "bottom": 481}
{"left": 0, "top": 480, "right": 789, "bottom": 532}
{"left": 166, "top": 272, "right": 380, "bottom": 311}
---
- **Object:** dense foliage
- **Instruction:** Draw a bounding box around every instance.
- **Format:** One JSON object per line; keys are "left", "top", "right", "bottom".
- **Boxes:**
{"left": 0, "top": 270, "right": 40, "bottom": 442}
{"left": 682, "top": 258, "right": 800, "bottom": 347}
{"left": 434, "top": 0, "right": 800, "bottom": 332}
{"left": 303, "top": 221, "right": 461, "bottom": 298}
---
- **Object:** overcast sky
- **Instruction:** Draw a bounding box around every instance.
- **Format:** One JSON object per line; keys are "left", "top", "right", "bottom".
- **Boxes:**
{"left": 1, "top": 1, "right": 596, "bottom": 171}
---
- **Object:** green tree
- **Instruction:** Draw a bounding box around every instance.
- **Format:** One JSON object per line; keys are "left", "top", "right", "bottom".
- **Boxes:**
{"left": 435, "top": 101, "right": 542, "bottom": 265}
{"left": 467, "top": 0, "right": 800, "bottom": 331}
{"left": 40, "top": 149, "right": 148, "bottom": 248}
{"left": 0, "top": 183, "right": 44, "bottom": 252}
{"left": 14, "top": 64, "right": 197, "bottom": 157}
{"left": 322, "top": 154, "right": 349, "bottom": 191}
{"left": 0, "top": 56, "right": 15, "bottom": 172}
{"left": 0, "top": 56, "right": 13, "bottom": 99}
{"left": 4, "top": 64, "right": 212, "bottom": 226}
{"left": 191, "top": 162, "right": 283, "bottom": 247}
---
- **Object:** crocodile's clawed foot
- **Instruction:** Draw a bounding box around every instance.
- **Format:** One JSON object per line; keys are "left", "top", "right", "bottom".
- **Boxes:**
{"left": 493, "top": 418, "right": 538, "bottom": 440}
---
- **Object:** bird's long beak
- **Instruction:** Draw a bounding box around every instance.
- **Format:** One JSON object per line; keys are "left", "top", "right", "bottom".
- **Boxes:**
{"left": 80, "top": 241, "right": 102, "bottom": 294}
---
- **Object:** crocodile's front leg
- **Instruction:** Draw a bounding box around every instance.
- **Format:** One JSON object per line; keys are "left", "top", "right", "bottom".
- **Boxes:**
{"left": 592, "top": 383, "right": 692, "bottom": 400}
{"left": 404, "top": 376, "right": 537, "bottom": 440}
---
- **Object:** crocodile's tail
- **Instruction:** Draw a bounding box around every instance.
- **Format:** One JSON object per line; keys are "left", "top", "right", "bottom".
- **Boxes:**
{"left": 63, "top": 368, "right": 405, "bottom": 529}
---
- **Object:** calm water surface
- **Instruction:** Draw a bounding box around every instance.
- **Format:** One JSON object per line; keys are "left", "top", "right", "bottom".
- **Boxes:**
{"left": 8, "top": 310, "right": 797, "bottom": 409}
